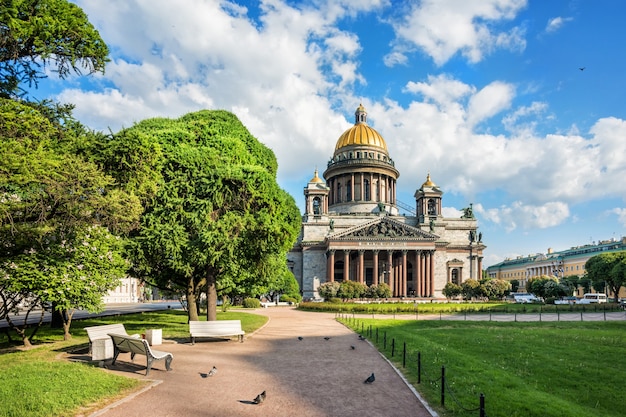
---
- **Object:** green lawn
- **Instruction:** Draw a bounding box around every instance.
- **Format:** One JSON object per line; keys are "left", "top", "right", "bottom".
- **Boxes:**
{"left": 341, "top": 318, "right": 626, "bottom": 417}
{"left": 0, "top": 310, "right": 268, "bottom": 417}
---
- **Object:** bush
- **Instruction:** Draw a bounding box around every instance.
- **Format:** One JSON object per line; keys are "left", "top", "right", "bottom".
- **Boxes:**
{"left": 281, "top": 295, "right": 297, "bottom": 304}
{"left": 283, "top": 292, "right": 302, "bottom": 303}
{"left": 243, "top": 298, "right": 261, "bottom": 308}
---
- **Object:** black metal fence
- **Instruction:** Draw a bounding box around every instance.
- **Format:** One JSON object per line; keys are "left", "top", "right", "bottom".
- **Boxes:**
{"left": 341, "top": 315, "right": 490, "bottom": 416}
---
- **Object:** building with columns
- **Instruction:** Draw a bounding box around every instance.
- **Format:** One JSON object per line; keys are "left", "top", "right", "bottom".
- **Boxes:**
{"left": 486, "top": 237, "right": 626, "bottom": 298}
{"left": 288, "top": 105, "right": 485, "bottom": 300}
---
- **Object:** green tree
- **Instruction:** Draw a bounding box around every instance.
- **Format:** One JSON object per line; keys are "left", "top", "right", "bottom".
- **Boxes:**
{"left": 442, "top": 282, "right": 462, "bottom": 299}
{"left": 0, "top": 0, "right": 109, "bottom": 97}
{"left": 0, "top": 98, "right": 141, "bottom": 343}
{"left": 510, "top": 279, "right": 520, "bottom": 293}
{"left": 481, "top": 278, "right": 512, "bottom": 300}
{"left": 1, "top": 226, "right": 128, "bottom": 344}
{"left": 585, "top": 252, "right": 626, "bottom": 300}
{"left": 461, "top": 278, "right": 482, "bottom": 300}
{"left": 110, "top": 111, "right": 301, "bottom": 321}
{"left": 0, "top": 98, "right": 141, "bottom": 341}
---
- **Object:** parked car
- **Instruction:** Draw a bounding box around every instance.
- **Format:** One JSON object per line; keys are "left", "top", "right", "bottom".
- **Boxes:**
{"left": 577, "top": 293, "right": 608, "bottom": 304}
{"left": 512, "top": 293, "right": 540, "bottom": 303}
{"left": 554, "top": 296, "right": 577, "bottom": 305}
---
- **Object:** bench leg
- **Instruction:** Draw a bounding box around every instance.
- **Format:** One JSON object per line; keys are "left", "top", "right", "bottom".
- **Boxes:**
{"left": 165, "top": 355, "right": 173, "bottom": 371}
{"left": 111, "top": 348, "right": 120, "bottom": 365}
{"left": 145, "top": 357, "right": 153, "bottom": 376}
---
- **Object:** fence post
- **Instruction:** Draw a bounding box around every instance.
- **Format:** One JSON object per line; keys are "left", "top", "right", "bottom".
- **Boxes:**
{"left": 403, "top": 341, "right": 406, "bottom": 368}
{"left": 441, "top": 366, "right": 445, "bottom": 406}
{"left": 480, "top": 393, "right": 485, "bottom": 417}
{"left": 384, "top": 331, "right": 387, "bottom": 349}
{"left": 417, "top": 352, "right": 421, "bottom": 384}
{"left": 376, "top": 327, "right": 379, "bottom": 343}
{"left": 391, "top": 338, "right": 395, "bottom": 357}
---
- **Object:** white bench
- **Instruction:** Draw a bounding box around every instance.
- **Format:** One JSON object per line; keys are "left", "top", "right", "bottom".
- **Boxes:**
{"left": 108, "top": 333, "right": 173, "bottom": 376}
{"left": 189, "top": 320, "right": 245, "bottom": 344}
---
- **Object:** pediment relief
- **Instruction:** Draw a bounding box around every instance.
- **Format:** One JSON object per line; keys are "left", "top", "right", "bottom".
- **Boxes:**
{"left": 331, "top": 218, "right": 437, "bottom": 240}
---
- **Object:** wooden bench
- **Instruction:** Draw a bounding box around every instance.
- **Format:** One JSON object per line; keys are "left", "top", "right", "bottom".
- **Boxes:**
{"left": 84, "top": 323, "right": 139, "bottom": 360}
{"left": 189, "top": 320, "right": 245, "bottom": 344}
{"left": 108, "top": 333, "right": 173, "bottom": 376}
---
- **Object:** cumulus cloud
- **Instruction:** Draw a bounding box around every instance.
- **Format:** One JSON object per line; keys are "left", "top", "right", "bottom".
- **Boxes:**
{"left": 477, "top": 201, "right": 570, "bottom": 231}
{"left": 51, "top": 0, "right": 626, "bottom": 238}
{"left": 387, "top": 0, "right": 528, "bottom": 65}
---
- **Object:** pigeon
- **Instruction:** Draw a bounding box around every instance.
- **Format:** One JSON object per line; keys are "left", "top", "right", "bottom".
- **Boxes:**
{"left": 364, "top": 373, "right": 375, "bottom": 384}
{"left": 350, "top": 345, "right": 355, "bottom": 350}
{"left": 253, "top": 390, "right": 266, "bottom": 405}
{"left": 298, "top": 336, "right": 303, "bottom": 341}
{"left": 324, "top": 336, "right": 331, "bottom": 340}
{"left": 208, "top": 366, "right": 217, "bottom": 377}
{"left": 358, "top": 335, "right": 366, "bottom": 341}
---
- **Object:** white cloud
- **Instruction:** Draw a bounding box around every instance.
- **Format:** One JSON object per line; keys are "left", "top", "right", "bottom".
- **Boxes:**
{"left": 608, "top": 208, "right": 626, "bottom": 227}
{"left": 466, "top": 81, "right": 515, "bottom": 126}
{"left": 52, "top": 0, "right": 626, "bottom": 237}
{"left": 545, "top": 16, "right": 573, "bottom": 33}
{"left": 388, "top": 0, "right": 527, "bottom": 65}
{"left": 477, "top": 201, "right": 570, "bottom": 232}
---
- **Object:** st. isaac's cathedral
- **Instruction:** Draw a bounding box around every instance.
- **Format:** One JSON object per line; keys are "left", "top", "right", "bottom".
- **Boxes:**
{"left": 288, "top": 105, "right": 486, "bottom": 300}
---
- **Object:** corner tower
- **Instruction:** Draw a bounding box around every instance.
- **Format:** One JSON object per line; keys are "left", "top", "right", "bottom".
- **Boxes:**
{"left": 323, "top": 105, "right": 400, "bottom": 215}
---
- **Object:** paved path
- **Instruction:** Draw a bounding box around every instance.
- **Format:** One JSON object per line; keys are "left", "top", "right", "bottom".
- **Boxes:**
{"left": 82, "top": 308, "right": 435, "bottom": 417}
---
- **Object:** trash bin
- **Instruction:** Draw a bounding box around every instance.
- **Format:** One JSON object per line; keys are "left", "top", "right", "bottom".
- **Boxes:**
{"left": 145, "top": 329, "right": 162, "bottom": 346}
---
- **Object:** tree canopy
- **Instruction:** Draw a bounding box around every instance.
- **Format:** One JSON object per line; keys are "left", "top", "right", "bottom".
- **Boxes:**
{"left": 0, "top": 98, "right": 141, "bottom": 343}
{"left": 104, "top": 110, "right": 301, "bottom": 320}
{"left": 585, "top": 252, "right": 626, "bottom": 299}
{"left": 1, "top": 0, "right": 109, "bottom": 97}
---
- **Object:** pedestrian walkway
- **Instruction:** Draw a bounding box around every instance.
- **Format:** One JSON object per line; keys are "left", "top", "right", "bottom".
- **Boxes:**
{"left": 87, "top": 307, "right": 436, "bottom": 417}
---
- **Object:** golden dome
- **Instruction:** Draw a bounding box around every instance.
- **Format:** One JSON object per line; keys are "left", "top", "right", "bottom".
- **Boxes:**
{"left": 334, "top": 105, "right": 388, "bottom": 152}
{"left": 422, "top": 173, "right": 436, "bottom": 188}
{"left": 309, "top": 168, "right": 324, "bottom": 183}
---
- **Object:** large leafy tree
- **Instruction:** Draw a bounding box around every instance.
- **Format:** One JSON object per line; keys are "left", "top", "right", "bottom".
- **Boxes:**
{"left": 0, "top": 98, "right": 141, "bottom": 343}
{"left": 105, "top": 111, "right": 301, "bottom": 321}
{"left": 0, "top": 0, "right": 109, "bottom": 97}
{"left": 585, "top": 252, "right": 626, "bottom": 299}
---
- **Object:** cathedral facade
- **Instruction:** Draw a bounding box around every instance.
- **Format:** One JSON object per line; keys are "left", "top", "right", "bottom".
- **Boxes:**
{"left": 288, "top": 105, "right": 485, "bottom": 300}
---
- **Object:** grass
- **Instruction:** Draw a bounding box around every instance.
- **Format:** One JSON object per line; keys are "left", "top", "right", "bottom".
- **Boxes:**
{"left": 341, "top": 318, "right": 626, "bottom": 417}
{"left": 0, "top": 309, "right": 268, "bottom": 417}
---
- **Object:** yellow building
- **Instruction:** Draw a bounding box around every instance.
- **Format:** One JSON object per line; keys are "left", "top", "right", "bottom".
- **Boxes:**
{"left": 486, "top": 237, "right": 626, "bottom": 298}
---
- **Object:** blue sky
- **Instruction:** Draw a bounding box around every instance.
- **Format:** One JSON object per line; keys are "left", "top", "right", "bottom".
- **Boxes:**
{"left": 32, "top": 0, "right": 626, "bottom": 267}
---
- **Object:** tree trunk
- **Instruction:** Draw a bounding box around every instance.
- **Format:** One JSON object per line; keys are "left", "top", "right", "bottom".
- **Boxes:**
{"left": 61, "top": 310, "right": 74, "bottom": 341}
{"left": 206, "top": 272, "right": 217, "bottom": 321}
{"left": 187, "top": 278, "right": 199, "bottom": 322}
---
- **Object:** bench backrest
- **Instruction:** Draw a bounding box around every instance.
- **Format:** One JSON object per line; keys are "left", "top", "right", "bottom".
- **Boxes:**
{"left": 189, "top": 320, "right": 242, "bottom": 332}
{"left": 85, "top": 323, "right": 127, "bottom": 342}
{"left": 108, "top": 333, "right": 150, "bottom": 356}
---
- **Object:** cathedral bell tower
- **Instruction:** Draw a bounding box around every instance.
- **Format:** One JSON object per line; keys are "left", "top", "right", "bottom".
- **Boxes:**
{"left": 303, "top": 169, "right": 329, "bottom": 222}
{"left": 414, "top": 173, "right": 443, "bottom": 224}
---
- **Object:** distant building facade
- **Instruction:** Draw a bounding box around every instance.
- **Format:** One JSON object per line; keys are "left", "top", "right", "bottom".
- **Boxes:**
{"left": 486, "top": 237, "right": 626, "bottom": 297}
{"left": 288, "top": 105, "right": 485, "bottom": 300}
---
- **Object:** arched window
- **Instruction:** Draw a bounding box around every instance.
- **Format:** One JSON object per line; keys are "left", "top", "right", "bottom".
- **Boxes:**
{"left": 364, "top": 179, "right": 370, "bottom": 201}
{"left": 313, "top": 197, "right": 321, "bottom": 215}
